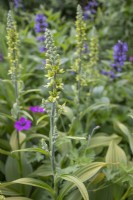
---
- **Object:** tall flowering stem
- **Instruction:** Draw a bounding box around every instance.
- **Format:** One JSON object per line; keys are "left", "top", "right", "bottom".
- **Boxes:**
{"left": 44, "top": 29, "right": 63, "bottom": 196}
{"left": 72, "top": 5, "right": 87, "bottom": 104}
{"left": 7, "top": 11, "right": 23, "bottom": 177}
{"left": 7, "top": 11, "right": 20, "bottom": 108}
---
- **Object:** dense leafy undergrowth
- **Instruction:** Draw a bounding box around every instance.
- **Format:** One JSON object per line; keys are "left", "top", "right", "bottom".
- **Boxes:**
{"left": 0, "top": 0, "right": 133, "bottom": 199}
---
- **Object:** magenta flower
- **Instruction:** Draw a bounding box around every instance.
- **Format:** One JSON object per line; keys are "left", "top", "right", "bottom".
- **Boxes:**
{"left": 129, "top": 56, "right": 133, "bottom": 63}
{"left": 30, "top": 106, "right": 45, "bottom": 113}
{"left": 14, "top": 117, "right": 32, "bottom": 131}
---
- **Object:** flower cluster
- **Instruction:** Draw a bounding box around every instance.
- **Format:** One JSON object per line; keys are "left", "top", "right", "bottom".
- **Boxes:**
{"left": 83, "top": 0, "right": 98, "bottom": 20}
{"left": 45, "top": 29, "right": 64, "bottom": 103}
{"left": 129, "top": 56, "right": 133, "bottom": 63}
{"left": 30, "top": 106, "right": 45, "bottom": 113}
{"left": 14, "top": 105, "right": 45, "bottom": 131}
{"left": 15, "top": 117, "right": 32, "bottom": 131}
{"left": 101, "top": 41, "right": 128, "bottom": 79}
{"left": 34, "top": 14, "right": 48, "bottom": 53}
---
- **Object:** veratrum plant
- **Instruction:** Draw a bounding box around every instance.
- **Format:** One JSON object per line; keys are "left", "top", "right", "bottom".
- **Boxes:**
{"left": 0, "top": 20, "right": 107, "bottom": 199}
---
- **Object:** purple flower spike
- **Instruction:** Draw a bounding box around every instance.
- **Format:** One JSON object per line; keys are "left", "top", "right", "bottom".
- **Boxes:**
{"left": 14, "top": 0, "right": 22, "bottom": 9}
{"left": 101, "top": 40, "right": 128, "bottom": 79}
{"left": 15, "top": 117, "right": 32, "bottom": 131}
{"left": 30, "top": 106, "right": 45, "bottom": 113}
{"left": 34, "top": 14, "right": 48, "bottom": 34}
{"left": 112, "top": 40, "right": 128, "bottom": 69}
{"left": 34, "top": 13, "right": 48, "bottom": 55}
{"left": 83, "top": 0, "right": 98, "bottom": 20}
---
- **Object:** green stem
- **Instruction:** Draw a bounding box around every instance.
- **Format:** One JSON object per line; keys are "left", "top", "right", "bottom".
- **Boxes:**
{"left": 77, "top": 50, "right": 82, "bottom": 106}
{"left": 13, "top": 55, "right": 23, "bottom": 180}
{"left": 120, "top": 187, "right": 131, "bottom": 200}
{"left": 50, "top": 101, "right": 57, "bottom": 199}
{"left": 50, "top": 101, "right": 56, "bottom": 175}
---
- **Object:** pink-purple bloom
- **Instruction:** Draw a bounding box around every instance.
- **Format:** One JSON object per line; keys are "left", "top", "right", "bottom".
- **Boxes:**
{"left": 0, "top": 54, "right": 3, "bottom": 62}
{"left": 129, "top": 56, "right": 133, "bottom": 63}
{"left": 30, "top": 106, "right": 45, "bottom": 113}
{"left": 14, "top": 117, "right": 32, "bottom": 131}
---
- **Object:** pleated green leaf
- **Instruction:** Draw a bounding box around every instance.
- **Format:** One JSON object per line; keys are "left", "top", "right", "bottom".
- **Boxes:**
{"left": 59, "top": 174, "right": 89, "bottom": 200}
{"left": 0, "top": 178, "right": 55, "bottom": 197}
{"left": 12, "top": 148, "right": 49, "bottom": 156}
{"left": 57, "top": 162, "right": 106, "bottom": 200}
{"left": 88, "top": 134, "right": 121, "bottom": 149}
{"left": 114, "top": 121, "right": 133, "bottom": 154}
{"left": 5, "top": 197, "right": 32, "bottom": 200}
{"left": 105, "top": 141, "right": 127, "bottom": 167}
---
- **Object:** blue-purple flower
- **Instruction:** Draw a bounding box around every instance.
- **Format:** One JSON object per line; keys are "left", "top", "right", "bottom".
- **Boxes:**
{"left": 83, "top": 0, "right": 98, "bottom": 20}
{"left": 14, "top": 0, "right": 22, "bottom": 9}
{"left": 34, "top": 14, "right": 48, "bottom": 54}
{"left": 101, "top": 40, "right": 128, "bottom": 79}
{"left": 14, "top": 117, "right": 32, "bottom": 131}
{"left": 111, "top": 40, "right": 128, "bottom": 71}
{"left": 30, "top": 106, "right": 45, "bottom": 113}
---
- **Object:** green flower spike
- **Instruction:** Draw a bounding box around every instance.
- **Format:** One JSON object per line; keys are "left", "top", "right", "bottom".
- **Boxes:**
{"left": 72, "top": 5, "right": 88, "bottom": 106}
{"left": 88, "top": 27, "right": 99, "bottom": 79}
{"left": 7, "top": 10, "right": 21, "bottom": 118}
{"left": 7, "top": 10, "right": 20, "bottom": 85}
{"left": 44, "top": 29, "right": 64, "bottom": 195}
{"left": 45, "top": 29, "right": 64, "bottom": 103}
{"left": 74, "top": 5, "right": 87, "bottom": 84}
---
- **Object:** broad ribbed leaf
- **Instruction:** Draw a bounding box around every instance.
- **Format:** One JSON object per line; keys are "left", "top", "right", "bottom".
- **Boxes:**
{"left": 60, "top": 175, "right": 89, "bottom": 200}
{"left": 62, "top": 106, "right": 74, "bottom": 122}
{"left": 114, "top": 121, "right": 133, "bottom": 154}
{"left": 6, "top": 197, "right": 32, "bottom": 200}
{"left": 21, "top": 89, "right": 40, "bottom": 96}
{"left": 105, "top": 141, "right": 127, "bottom": 167}
{"left": 57, "top": 162, "right": 106, "bottom": 200}
{"left": 66, "top": 136, "right": 86, "bottom": 140}
{"left": 0, "top": 149, "right": 11, "bottom": 156}
{"left": 88, "top": 134, "right": 121, "bottom": 149}
{"left": 36, "top": 115, "right": 49, "bottom": 125}
{"left": 0, "top": 178, "right": 55, "bottom": 197}
{"left": 12, "top": 148, "right": 49, "bottom": 156}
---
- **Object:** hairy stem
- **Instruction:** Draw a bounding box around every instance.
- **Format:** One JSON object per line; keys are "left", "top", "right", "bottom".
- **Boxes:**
{"left": 50, "top": 101, "right": 56, "bottom": 175}
{"left": 50, "top": 101, "right": 57, "bottom": 199}
{"left": 77, "top": 50, "right": 82, "bottom": 106}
